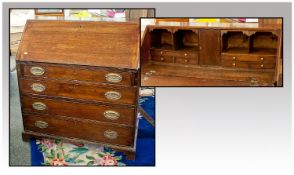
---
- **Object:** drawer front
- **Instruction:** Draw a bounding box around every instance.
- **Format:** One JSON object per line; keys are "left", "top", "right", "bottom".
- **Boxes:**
{"left": 23, "top": 114, "right": 134, "bottom": 146}
{"left": 19, "top": 78, "right": 138, "bottom": 105}
{"left": 150, "top": 49, "right": 198, "bottom": 58}
{"left": 175, "top": 56, "right": 198, "bottom": 65}
{"left": 222, "top": 60, "right": 276, "bottom": 69}
{"left": 221, "top": 54, "right": 276, "bottom": 63}
{"left": 21, "top": 96, "right": 136, "bottom": 126}
{"left": 165, "top": 50, "right": 198, "bottom": 58}
{"left": 18, "top": 62, "right": 135, "bottom": 86}
{"left": 151, "top": 55, "right": 174, "bottom": 63}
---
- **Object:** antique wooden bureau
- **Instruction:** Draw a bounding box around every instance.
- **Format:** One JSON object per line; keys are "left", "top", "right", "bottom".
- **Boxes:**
{"left": 141, "top": 22, "right": 283, "bottom": 86}
{"left": 16, "top": 19, "right": 139, "bottom": 159}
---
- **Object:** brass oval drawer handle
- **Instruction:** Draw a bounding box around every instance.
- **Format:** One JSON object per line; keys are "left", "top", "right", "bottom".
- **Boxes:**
{"left": 35, "top": 120, "right": 48, "bottom": 129}
{"left": 32, "top": 102, "right": 47, "bottom": 111}
{"left": 30, "top": 66, "right": 45, "bottom": 76}
{"left": 104, "top": 91, "right": 122, "bottom": 100}
{"left": 31, "top": 83, "right": 46, "bottom": 93}
{"left": 104, "top": 110, "right": 120, "bottom": 120}
{"left": 105, "top": 73, "right": 122, "bottom": 83}
{"left": 104, "top": 130, "right": 118, "bottom": 139}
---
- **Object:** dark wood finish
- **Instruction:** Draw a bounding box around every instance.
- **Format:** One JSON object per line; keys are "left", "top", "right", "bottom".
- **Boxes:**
{"left": 17, "top": 20, "right": 141, "bottom": 160}
{"left": 141, "top": 20, "right": 282, "bottom": 86}
{"left": 199, "top": 29, "right": 221, "bottom": 65}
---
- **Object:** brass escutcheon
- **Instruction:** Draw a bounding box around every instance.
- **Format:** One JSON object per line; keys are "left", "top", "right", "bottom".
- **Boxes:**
{"left": 35, "top": 120, "right": 48, "bottom": 129}
{"left": 105, "top": 73, "right": 122, "bottom": 83}
{"left": 31, "top": 83, "right": 46, "bottom": 93}
{"left": 32, "top": 102, "right": 47, "bottom": 111}
{"left": 30, "top": 66, "right": 45, "bottom": 76}
{"left": 103, "top": 110, "right": 120, "bottom": 120}
{"left": 104, "top": 130, "right": 118, "bottom": 139}
{"left": 104, "top": 91, "right": 122, "bottom": 100}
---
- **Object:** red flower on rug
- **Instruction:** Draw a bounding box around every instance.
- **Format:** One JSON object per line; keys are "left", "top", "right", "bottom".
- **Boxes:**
{"left": 99, "top": 155, "right": 118, "bottom": 166}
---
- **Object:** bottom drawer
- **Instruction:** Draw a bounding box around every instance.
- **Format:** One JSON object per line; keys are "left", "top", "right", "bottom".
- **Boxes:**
{"left": 23, "top": 114, "right": 134, "bottom": 146}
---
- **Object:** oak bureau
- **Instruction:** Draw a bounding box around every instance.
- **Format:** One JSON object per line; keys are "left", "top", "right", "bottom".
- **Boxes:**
{"left": 16, "top": 19, "right": 140, "bottom": 159}
{"left": 141, "top": 21, "right": 283, "bottom": 86}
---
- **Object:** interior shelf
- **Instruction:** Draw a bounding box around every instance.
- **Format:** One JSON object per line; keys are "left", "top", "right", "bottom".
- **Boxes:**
{"left": 150, "top": 29, "right": 174, "bottom": 50}
{"left": 221, "top": 31, "right": 278, "bottom": 55}
{"left": 174, "top": 29, "right": 199, "bottom": 51}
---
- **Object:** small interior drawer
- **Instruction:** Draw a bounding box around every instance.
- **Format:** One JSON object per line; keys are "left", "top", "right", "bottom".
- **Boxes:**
{"left": 175, "top": 56, "right": 198, "bottom": 65}
{"left": 151, "top": 55, "right": 174, "bottom": 63}
{"left": 221, "top": 54, "right": 276, "bottom": 63}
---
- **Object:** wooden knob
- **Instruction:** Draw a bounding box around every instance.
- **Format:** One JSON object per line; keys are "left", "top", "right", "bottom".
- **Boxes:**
{"left": 185, "top": 59, "right": 188, "bottom": 63}
{"left": 260, "top": 57, "right": 264, "bottom": 61}
{"left": 160, "top": 51, "right": 163, "bottom": 55}
{"left": 260, "top": 64, "right": 264, "bottom": 68}
{"left": 232, "top": 63, "right": 236, "bottom": 67}
{"left": 232, "top": 56, "right": 236, "bottom": 60}
{"left": 160, "top": 57, "right": 164, "bottom": 61}
{"left": 184, "top": 53, "right": 188, "bottom": 57}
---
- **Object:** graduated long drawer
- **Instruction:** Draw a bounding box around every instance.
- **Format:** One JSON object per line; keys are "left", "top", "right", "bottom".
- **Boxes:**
{"left": 19, "top": 78, "right": 138, "bottom": 105}
{"left": 21, "top": 95, "right": 136, "bottom": 126}
{"left": 23, "top": 113, "right": 135, "bottom": 146}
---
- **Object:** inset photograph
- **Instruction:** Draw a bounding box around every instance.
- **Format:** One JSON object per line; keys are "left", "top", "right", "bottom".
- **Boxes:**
{"left": 140, "top": 18, "right": 283, "bottom": 87}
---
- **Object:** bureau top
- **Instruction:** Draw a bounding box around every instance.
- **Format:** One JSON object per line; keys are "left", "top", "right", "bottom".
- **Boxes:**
{"left": 16, "top": 20, "right": 139, "bottom": 70}
{"left": 147, "top": 22, "right": 282, "bottom": 31}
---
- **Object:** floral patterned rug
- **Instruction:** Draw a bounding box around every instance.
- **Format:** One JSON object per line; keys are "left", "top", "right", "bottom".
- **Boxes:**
{"left": 30, "top": 95, "right": 155, "bottom": 166}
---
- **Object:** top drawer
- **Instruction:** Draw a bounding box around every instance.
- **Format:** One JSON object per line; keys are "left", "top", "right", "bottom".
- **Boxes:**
{"left": 17, "top": 62, "right": 137, "bottom": 86}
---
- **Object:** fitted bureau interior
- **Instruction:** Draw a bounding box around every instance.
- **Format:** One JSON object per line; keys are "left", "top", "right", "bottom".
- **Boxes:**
{"left": 141, "top": 23, "right": 282, "bottom": 86}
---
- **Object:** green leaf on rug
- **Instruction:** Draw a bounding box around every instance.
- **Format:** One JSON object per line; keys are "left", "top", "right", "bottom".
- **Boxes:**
{"left": 69, "top": 147, "right": 89, "bottom": 154}
{"left": 97, "top": 152, "right": 105, "bottom": 157}
{"left": 114, "top": 156, "right": 122, "bottom": 160}
{"left": 75, "top": 159, "right": 85, "bottom": 163}
{"left": 55, "top": 139, "right": 61, "bottom": 145}
{"left": 87, "top": 161, "right": 95, "bottom": 166}
{"left": 86, "top": 155, "right": 95, "bottom": 160}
